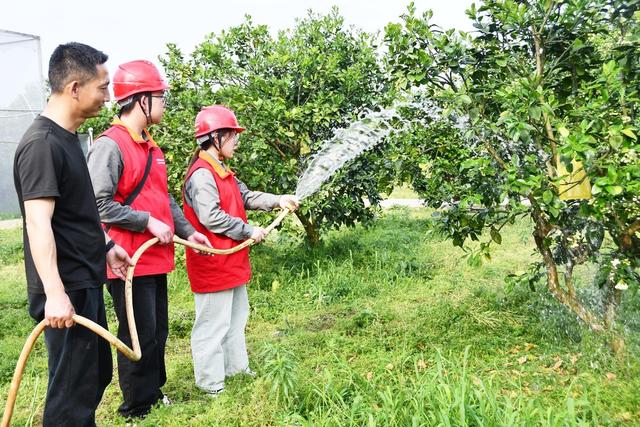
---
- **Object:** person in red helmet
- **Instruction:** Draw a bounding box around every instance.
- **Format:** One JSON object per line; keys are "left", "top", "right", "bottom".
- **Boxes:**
{"left": 182, "top": 105, "right": 299, "bottom": 396}
{"left": 86, "top": 60, "right": 211, "bottom": 418}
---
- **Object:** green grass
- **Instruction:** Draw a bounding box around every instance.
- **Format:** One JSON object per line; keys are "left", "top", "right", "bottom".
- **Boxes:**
{"left": 0, "top": 213, "right": 21, "bottom": 221}
{"left": 1, "top": 210, "right": 639, "bottom": 426}
{"left": 385, "top": 184, "right": 420, "bottom": 199}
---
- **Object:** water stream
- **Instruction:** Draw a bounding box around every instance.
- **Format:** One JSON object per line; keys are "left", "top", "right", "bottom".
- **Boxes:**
{"left": 294, "top": 98, "right": 443, "bottom": 201}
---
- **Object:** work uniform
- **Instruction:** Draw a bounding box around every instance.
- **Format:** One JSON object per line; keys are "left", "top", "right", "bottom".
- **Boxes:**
{"left": 87, "top": 118, "right": 194, "bottom": 418}
{"left": 183, "top": 150, "right": 279, "bottom": 393}
{"left": 13, "top": 115, "right": 112, "bottom": 427}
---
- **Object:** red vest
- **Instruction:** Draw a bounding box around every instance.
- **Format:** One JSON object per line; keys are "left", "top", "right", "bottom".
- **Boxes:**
{"left": 183, "top": 153, "right": 251, "bottom": 293}
{"left": 100, "top": 122, "right": 175, "bottom": 279}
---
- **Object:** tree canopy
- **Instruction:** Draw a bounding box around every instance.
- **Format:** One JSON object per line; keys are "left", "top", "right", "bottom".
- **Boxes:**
{"left": 386, "top": 0, "right": 640, "bottom": 343}
{"left": 159, "top": 9, "right": 392, "bottom": 245}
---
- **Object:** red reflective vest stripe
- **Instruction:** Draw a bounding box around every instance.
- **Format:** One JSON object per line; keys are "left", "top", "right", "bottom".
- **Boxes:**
{"left": 183, "top": 156, "right": 251, "bottom": 293}
{"left": 100, "top": 124, "right": 175, "bottom": 279}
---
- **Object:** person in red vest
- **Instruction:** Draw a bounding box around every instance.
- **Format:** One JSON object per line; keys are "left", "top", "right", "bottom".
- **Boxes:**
{"left": 86, "top": 60, "right": 211, "bottom": 419}
{"left": 182, "top": 105, "right": 299, "bottom": 396}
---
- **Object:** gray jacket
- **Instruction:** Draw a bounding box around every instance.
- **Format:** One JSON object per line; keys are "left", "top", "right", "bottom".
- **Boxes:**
{"left": 86, "top": 135, "right": 195, "bottom": 238}
{"left": 184, "top": 150, "right": 281, "bottom": 241}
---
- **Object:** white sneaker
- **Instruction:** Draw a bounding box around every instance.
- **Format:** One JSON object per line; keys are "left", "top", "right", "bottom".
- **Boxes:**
{"left": 161, "top": 394, "right": 172, "bottom": 406}
{"left": 226, "top": 367, "right": 256, "bottom": 378}
{"left": 206, "top": 387, "right": 225, "bottom": 398}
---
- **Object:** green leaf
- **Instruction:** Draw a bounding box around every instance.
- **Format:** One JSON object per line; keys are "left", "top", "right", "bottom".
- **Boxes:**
{"left": 529, "top": 106, "right": 542, "bottom": 121}
{"left": 606, "top": 186, "right": 623, "bottom": 195}
{"left": 542, "top": 190, "right": 553, "bottom": 204}
{"left": 299, "top": 141, "right": 311, "bottom": 156}
{"left": 622, "top": 128, "right": 637, "bottom": 140}
{"left": 490, "top": 227, "right": 502, "bottom": 245}
{"left": 459, "top": 94, "right": 472, "bottom": 105}
{"left": 467, "top": 252, "right": 482, "bottom": 267}
{"left": 558, "top": 126, "right": 570, "bottom": 138}
{"left": 609, "top": 134, "right": 623, "bottom": 149}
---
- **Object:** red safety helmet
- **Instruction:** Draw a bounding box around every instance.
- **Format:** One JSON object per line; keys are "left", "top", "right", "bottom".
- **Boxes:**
{"left": 195, "top": 105, "right": 245, "bottom": 139}
{"left": 112, "top": 60, "right": 168, "bottom": 102}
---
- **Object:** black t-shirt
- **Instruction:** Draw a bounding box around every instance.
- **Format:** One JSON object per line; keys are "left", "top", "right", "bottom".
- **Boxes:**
{"left": 13, "top": 116, "right": 106, "bottom": 294}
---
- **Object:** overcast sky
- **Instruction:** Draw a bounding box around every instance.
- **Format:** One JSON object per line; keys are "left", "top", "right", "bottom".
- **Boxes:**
{"left": 1, "top": 0, "right": 474, "bottom": 79}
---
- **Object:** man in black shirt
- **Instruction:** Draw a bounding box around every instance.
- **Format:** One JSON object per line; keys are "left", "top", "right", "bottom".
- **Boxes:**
{"left": 13, "top": 42, "right": 130, "bottom": 427}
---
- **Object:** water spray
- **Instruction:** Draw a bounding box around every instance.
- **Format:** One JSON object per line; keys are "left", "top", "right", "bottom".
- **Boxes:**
{"left": 295, "top": 97, "right": 442, "bottom": 201}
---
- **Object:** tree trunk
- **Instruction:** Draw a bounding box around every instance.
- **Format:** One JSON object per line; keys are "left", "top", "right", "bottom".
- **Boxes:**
{"left": 604, "top": 284, "right": 622, "bottom": 330}
{"left": 531, "top": 216, "right": 625, "bottom": 353}
{"left": 533, "top": 224, "right": 603, "bottom": 330}
{"left": 295, "top": 211, "right": 320, "bottom": 247}
{"left": 605, "top": 276, "right": 626, "bottom": 355}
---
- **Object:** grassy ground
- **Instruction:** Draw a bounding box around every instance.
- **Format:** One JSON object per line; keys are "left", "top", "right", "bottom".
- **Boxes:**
{"left": 1, "top": 209, "right": 639, "bottom": 426}
{"left": 385, "top": 184, "right": 420, "bottom": 199}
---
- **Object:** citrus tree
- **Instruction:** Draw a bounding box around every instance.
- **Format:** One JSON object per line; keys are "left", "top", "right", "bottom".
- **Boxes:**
{"left": 386, "top": 0, "right": 639, "bottom": 346}
{"left": 158, "top": 9, "right": 392, "bottom": 245}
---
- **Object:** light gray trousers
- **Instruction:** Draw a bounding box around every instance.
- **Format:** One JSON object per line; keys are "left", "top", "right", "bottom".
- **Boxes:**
{"left": 191, "top": 285, "right": 250, "bottom": 393}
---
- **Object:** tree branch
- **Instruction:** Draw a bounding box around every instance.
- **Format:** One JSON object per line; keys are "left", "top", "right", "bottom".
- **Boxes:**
{"left": 531, "top": 27, "right": 558, "bottom": 174}
{"left": 481, "top": 137, "right": 509, "bottom": 170}
{"left": 266, "top": 139, "right": 288, "bottom": 160}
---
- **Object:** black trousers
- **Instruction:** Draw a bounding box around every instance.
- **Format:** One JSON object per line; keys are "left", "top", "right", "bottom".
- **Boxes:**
{"left": 28, "top": 288, "right": 112, "bottom": 427}
{"left": 107, "top": 274, "right": 168, "bottom": 418}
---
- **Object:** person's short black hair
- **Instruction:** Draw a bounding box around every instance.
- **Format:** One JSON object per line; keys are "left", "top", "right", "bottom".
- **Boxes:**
{"left": 48, "top": 42, "right": 108, "bottom": 94}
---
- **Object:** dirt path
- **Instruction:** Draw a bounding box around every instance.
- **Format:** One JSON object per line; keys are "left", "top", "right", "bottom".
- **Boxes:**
{"left": 0, "top": 219, "right": 21, "bottom": 230}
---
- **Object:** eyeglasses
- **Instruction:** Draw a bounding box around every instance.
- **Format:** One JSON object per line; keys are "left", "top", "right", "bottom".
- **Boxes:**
{"left": 151, "top": 94, "right": 167, "bottom": 104}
